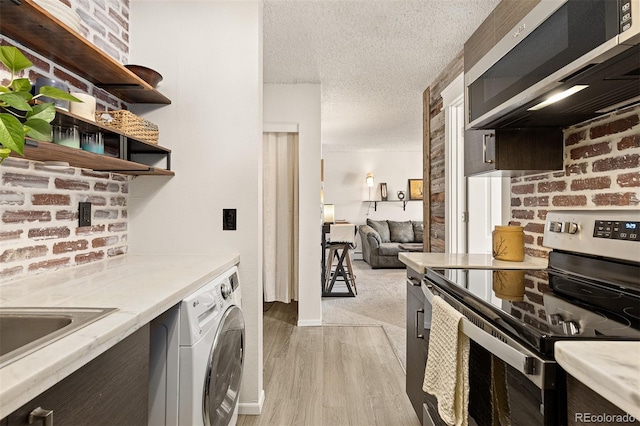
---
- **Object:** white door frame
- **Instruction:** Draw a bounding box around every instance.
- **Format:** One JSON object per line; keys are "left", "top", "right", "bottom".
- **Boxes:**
{"left": 442, "top": 74, "right": 465, "bottom": 254}
{"left": 442, "top": 75, "right": 510, "bottom": 255}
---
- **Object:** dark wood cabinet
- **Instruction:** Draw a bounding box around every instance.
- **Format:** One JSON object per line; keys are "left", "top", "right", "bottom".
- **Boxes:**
{"left": 3, "top": 325, "right": 150, "bottom": 426}
{"left": 566, "top": 374, "right": 639, "bottom": 426}
{"left": 464, "top": 127, "right": 563, "bottom": 177}
{"left": 406, "top": 277, "right": 428, "bottom": 423}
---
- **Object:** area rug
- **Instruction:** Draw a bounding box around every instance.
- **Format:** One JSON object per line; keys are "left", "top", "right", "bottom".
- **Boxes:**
{"left": 322, "top": 260, "right": 408, "bottom": 370}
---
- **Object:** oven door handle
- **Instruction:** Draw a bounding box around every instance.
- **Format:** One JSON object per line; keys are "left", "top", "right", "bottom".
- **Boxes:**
{"left": 422, "top": 282, "right": 537, "bottom": 377}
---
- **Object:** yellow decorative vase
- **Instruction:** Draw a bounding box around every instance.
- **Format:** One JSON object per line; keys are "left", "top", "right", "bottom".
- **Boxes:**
{"left": 492, "top": 225, "right": 525, "bottom": 261}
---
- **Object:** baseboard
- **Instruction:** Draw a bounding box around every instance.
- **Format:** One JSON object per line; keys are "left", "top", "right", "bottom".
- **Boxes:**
{"left": 297, "top": 318, "right": 322, "bottom": 327}
{"left": 238, "top": 390, "right": 265, "bottom": 415}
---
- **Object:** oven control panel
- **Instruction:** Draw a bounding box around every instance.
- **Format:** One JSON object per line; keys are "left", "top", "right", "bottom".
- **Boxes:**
{"left": 543, "top": 210, "right": 640, "bottom": 263}
{"left": 594, "top": 220, "right": 639, "bottom": 241}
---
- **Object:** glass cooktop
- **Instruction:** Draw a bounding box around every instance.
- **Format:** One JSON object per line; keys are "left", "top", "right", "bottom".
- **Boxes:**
{"left": 425, "top": 267, "right": 640, "bottom": 355}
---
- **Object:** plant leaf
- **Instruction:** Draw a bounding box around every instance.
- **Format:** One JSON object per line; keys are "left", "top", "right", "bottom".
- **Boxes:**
{"left": 24, "top": 118, "right": 52, "bottom": 142}
{"left": 0, "top": 147, "right": 11, "bottom": 163}
{"left": 0, "top": 86, "right": 11, "bottom": 93}
{"left": 0, "top": 92, "right": 33, "bottom": 112}
{"left": 0, "top": 113, "right": 26, "bottom": 156}
{"left": 12, "top": 78, "right": 32, "bottom": 92}
{"left": 0, "top": 46, "right": 33, "bottom": 74}
{"left": 26, "top": 103, "right": 56, "bottom": 123}
{"left": 38, "top": 86, "right": 82, "bottom": 102}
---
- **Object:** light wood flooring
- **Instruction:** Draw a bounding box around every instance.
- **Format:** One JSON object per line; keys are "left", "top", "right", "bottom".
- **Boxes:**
{"left": 237, "top": 302, "right": 420, "bottom": 426}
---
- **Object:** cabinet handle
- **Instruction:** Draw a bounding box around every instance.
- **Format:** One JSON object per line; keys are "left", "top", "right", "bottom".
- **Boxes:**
{"left": 483, "top": 133, "right": 494, "bottom": 164}
{"left": 407, "top": 277, "right": 421, "bottom": 287}
{"left": 415, "top": 308, "right": 425, "bottom": 339}
{"left": 29, "top": 407, "right": 53, "bottom": 426}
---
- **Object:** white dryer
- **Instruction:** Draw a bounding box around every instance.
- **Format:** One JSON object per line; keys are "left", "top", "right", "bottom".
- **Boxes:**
{"left": 149, "top": 266, "right": 244, "bottom": 426}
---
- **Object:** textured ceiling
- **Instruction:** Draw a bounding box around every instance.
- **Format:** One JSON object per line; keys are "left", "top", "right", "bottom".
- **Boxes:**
{"left": 263, "top": 0, "right": 500, "bottom": 152}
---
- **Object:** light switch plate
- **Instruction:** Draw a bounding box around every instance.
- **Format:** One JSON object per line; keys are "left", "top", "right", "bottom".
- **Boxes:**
{"left": 79, "top": 202, "right": 91, "bottom": 227}
{"left": 223, "top": 209, "right": 236, "bottom": 231}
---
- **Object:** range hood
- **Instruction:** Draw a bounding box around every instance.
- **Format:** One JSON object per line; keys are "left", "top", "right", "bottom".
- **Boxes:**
{"left": 488, "top": 45, "right": 640, "bottom": 128}
{"left": 466, "top": 0, "right": 640, "bottom": 130}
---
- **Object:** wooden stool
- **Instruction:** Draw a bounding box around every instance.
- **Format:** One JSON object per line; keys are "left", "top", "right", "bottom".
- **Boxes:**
{"left": 325, "top": 242, "right": 357, "bottom": 295}
{"left": 324, "top": 224, "right": 357, "bottom": 296}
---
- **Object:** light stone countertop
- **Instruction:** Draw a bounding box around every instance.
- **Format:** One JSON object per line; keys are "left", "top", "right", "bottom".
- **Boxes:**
{"left": 0, "top": 253, "right": 239, "bottom": 419}
{"left": 555, "top": 341, "right": 640, "bottom": 419}
{"left": 398, "top": 252, "right": 548, "bottom": 274}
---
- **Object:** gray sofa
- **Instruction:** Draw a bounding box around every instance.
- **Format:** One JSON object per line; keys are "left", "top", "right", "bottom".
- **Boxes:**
{"left": 359, "top": 219, "right": 424, "bottom": 268}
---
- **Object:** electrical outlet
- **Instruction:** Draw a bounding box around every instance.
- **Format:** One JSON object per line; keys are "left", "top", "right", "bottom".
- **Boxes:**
{"left": 79, "top": 202, "right": 91, "bottom": 227}
{"left": 223, "top": 209, "right": 236, "bottom": 231}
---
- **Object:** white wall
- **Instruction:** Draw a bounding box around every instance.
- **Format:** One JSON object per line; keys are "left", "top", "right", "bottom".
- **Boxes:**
{"left": 263, "top": 84, "right": 322, "bottom": 326}
{"left": 128, "top": 0, "right": 264, "bottom": 412}
{"left": 323, "top": 151, "right": 423, "bottom": 253}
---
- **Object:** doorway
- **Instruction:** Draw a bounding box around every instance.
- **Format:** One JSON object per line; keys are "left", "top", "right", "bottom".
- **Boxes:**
{"left": 262, "top": 132, "right": 299, "bottom": 303}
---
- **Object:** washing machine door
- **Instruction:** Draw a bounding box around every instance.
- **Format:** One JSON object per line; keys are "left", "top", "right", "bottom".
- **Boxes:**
{"left": 203, "top": 305, "right": 245, "bottom": 426}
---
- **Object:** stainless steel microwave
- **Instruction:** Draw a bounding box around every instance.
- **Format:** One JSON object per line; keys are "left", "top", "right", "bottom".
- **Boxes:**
{"left": 466, "top": 0, "right": 640, "bottom": 129}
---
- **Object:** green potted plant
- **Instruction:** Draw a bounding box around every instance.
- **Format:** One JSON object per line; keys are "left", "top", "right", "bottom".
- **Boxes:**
{"left": 0, "top": 46, "right": 80, "bottom": 164}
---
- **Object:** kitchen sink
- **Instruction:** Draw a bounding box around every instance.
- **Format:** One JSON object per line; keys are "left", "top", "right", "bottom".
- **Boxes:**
{"left": 0, "top": 307, "right": 117, "bottom": 368}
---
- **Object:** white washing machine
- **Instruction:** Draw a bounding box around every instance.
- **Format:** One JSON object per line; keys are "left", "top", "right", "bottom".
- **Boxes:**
{"left": 149, "top": 266, "right": 244, "bottom": 426}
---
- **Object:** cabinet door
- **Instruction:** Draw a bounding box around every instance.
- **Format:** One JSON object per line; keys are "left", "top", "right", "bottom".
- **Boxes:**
{"left": 567, "top": 374, "right": 640, "bottom": 426}
{"left": 6, "top": 325, "right": 149, "bottom": 426}
{"left": 465, "top": 128, "right": 563, "bottom": 177}
{"left": 406, "top": 281, "right": 429, "bottom": 423}
{"left": 464, "top": 130, "right": 496, "bottom": 176}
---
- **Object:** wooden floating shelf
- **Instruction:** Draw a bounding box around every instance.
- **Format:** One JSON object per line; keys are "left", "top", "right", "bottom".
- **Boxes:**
{"left": 12, "top": 140, "right": 174, "bottom": 176}
{"left": 0, "top": 0, "right": 171, "bottom": 105}
{"left": 4, "top": 108, "right": 173, "bottom": 176}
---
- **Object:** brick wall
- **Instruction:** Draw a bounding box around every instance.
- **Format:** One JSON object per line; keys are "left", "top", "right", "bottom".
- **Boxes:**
{"left": 0, "top": 158, "right": 129, "bottom": 282}
{"left": 0, "top": 0, "right": 132, "bottom": 282}
{"left": 510, "top": 105, "right": 640, "bottom": 259}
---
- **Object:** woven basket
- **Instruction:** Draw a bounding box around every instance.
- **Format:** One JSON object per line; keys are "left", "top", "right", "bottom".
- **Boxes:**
{"left": 95, "top": 110, "right": 159, "bottom": 144}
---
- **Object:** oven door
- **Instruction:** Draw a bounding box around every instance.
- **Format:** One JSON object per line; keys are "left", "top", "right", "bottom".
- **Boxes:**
{"left": 421, "top": 281, "right": 566, "bottom": 426}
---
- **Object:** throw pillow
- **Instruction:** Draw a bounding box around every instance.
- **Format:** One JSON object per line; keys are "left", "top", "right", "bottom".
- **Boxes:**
{"left": 412, "top": 221, "right": 424, "bottom": 243}
{"left": 388, "top": 220, "right": 413, "bottom": 243}
{"left": 367, "top": 219, "right": 391, "bottom": 243}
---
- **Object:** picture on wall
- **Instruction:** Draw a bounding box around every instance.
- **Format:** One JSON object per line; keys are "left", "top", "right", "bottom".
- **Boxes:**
{"left": 408, "top": 179, "right": 423, "bottom": 200}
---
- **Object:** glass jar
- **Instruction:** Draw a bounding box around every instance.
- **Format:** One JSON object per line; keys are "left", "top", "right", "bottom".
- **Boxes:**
{"left": 81, "top": 132, "right": 104, "bottom": 154}
{"left": 492, "top": 225, "right": 525, "bottom": 261}
{"left": 54, "top": 125, "right": 80, "bottom": 149}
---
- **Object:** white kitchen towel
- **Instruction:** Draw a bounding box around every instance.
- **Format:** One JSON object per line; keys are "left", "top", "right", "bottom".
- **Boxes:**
{"left": 329, "top": 223, "right": 355, "bottom": 244}
{"left": 423, "top": 295, "right": 470, "bottom": 426}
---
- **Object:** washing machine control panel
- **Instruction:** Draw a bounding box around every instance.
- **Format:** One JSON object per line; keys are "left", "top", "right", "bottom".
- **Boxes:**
{"left": 221, "top": 280, "right": 232, "bottom": 300}
{"left": 230, "top": 272, "right": 239, "bottom": 291}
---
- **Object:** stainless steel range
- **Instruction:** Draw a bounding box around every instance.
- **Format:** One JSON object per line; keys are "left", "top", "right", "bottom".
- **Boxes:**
{"left": 419, "top": 210, "right": 639, "bottom": 426}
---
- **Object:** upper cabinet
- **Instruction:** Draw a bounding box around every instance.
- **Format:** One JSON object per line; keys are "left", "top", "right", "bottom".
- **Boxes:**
{"left": 464, "top": 127, "right": 563, "bottom": 177}
{"left": 0, "top": 0, "right": 171, "bottom": 104}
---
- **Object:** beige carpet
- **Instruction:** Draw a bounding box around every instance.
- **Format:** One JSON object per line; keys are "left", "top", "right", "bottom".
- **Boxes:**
{"left": 322, "top": 260, "right": 407, "bottom": 370}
